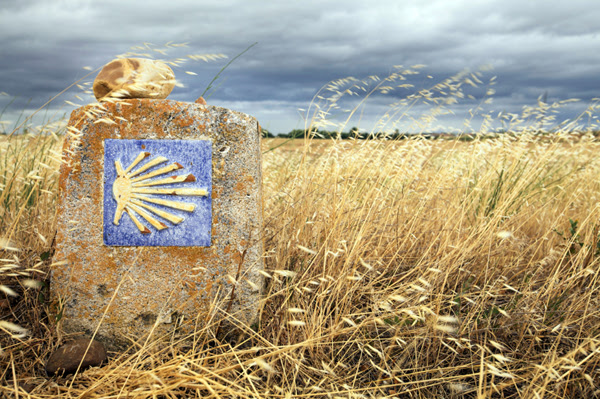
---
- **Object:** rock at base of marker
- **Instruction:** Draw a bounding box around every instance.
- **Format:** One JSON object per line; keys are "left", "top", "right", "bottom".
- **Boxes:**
{"left": 45, "top": 338, "right": 107, "bottom": 375}
{"left": 195, "top": 96, "right": 207, "bottom": 105}
{"left": 93, "top": 58, "right": 175, "bottom": 101}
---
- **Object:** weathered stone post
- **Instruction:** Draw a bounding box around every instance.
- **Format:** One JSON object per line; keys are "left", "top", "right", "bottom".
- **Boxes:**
{"left": 51, "top": 60, "right": 264, "bottom": 349}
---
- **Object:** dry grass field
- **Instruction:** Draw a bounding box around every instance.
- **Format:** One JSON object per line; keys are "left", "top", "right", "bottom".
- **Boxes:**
{"left": 1, "top": 132, "right": 599, "bottom": 398}
{"left": 1, "top": 57, "right": 600, "bottom": 397}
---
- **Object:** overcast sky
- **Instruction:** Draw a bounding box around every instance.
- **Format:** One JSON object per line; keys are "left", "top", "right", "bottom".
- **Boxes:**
{"left": 1, "top": 0, "right": 599, "bottom": 134}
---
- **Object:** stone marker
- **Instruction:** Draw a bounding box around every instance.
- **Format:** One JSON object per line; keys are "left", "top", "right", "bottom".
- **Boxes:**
{"left": 92, "top": 58, "right": 175, "bottom": 101}
{"left": 51, "top": 97, "right": 264, "bottom": 349}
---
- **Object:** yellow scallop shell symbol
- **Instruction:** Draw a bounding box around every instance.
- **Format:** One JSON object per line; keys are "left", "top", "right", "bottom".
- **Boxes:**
{"left": 112, "top": 151, "right": 208, "bottom": 234}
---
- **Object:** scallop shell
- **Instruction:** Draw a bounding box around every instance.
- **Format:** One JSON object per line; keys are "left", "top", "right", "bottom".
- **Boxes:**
{"left": 111, "top": 151, "right": 208, "bottom": 234}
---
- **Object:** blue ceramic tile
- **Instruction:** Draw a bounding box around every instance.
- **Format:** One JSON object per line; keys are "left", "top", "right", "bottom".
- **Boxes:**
{"left": 103, "top": 139, "right": 212, "bottom": 246}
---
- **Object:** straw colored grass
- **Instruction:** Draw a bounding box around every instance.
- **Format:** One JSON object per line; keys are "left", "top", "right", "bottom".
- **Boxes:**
{"left": 1, "top": 132, "right": 599, "bottom": 397}
{"left": 1, "top": 56, "right": 600, "bottom": 397}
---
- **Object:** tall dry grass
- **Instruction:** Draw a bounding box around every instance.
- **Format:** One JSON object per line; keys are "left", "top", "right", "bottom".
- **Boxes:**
{"left": 1, "top": 58, "right": 600, "bottom": 397}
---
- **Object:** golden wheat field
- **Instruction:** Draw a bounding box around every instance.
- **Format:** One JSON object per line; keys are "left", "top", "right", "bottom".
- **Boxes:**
{"left": 0, "top": 129, "right": 599, "bottom": 398}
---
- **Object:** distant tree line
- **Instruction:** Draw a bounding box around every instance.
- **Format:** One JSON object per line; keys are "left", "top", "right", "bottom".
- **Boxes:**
{"left": 261, "top": 127, "right": 460, "bottom": 140}
{"left": 262, "top": 127, "right": 600, "bottom": 141}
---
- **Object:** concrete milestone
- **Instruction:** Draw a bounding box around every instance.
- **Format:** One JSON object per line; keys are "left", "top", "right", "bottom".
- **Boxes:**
{"left": 52, "top": 98, "right": 264, "bottom": 348}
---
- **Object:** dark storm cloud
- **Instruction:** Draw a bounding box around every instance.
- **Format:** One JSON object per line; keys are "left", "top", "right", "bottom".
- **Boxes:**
{"left": 1, "top": 0, "right": 599, "bottom": 133}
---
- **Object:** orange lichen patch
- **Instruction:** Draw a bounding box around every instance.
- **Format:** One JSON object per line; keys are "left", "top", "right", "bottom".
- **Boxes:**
{"left": 177, "top": 114, "right": 196, "bottom": 128}
{"left": 231, "top": 251, "right": 242, "bottom": 264}
{"left": 211, "top": 186, "right": 223, "bottom": 199}
{"left": 202, "top": 280, "right": 213, "bottom": 297}
{"left": 234, "top": 181, "right": 247, "bottom": 193}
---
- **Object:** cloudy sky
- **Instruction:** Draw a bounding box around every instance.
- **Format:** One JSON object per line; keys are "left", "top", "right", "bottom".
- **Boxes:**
{"left": 1, "top": 0, "right": 599, "bottom": 134}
